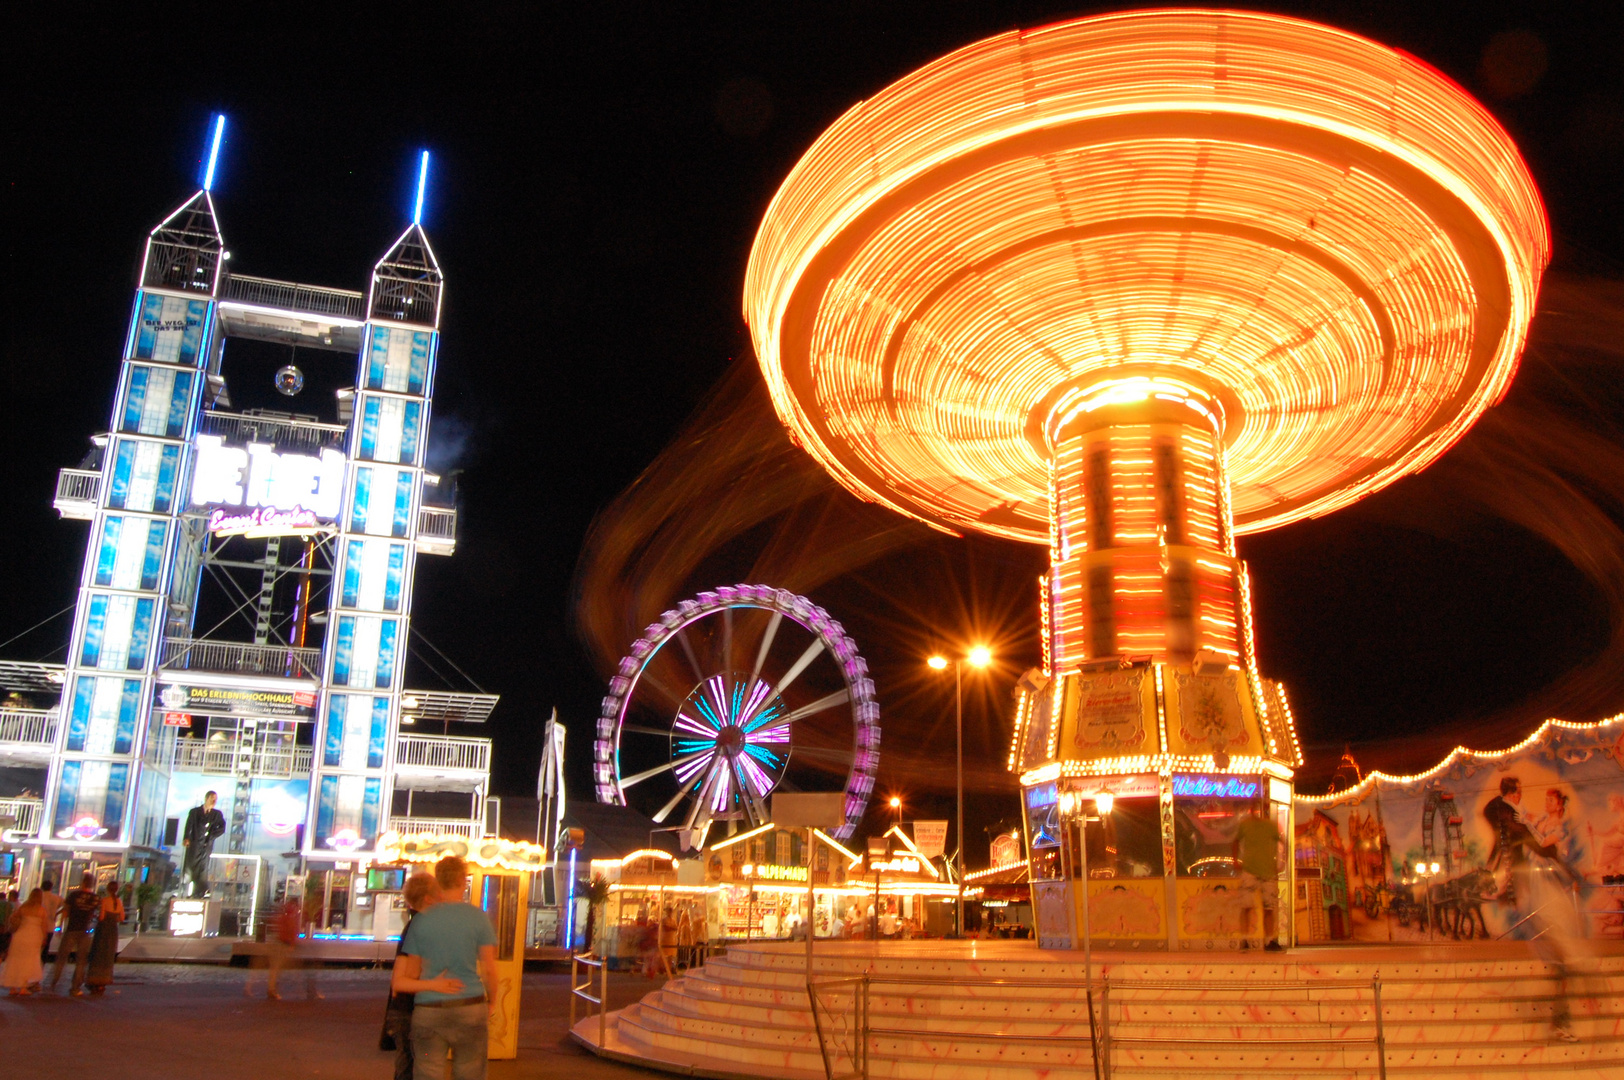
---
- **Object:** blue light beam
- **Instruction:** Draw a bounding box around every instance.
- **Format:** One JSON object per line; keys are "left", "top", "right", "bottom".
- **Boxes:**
{"left": 202, "top": 115, "right": 226, "bottom": 192}
{"left": 412, "top": 150, "right": 430, "bottom": 225}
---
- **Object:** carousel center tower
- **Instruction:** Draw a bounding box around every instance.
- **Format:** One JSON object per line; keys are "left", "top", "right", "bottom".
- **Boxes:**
{"left": 743, "top": 10, "right": 1547, "bottom": 946}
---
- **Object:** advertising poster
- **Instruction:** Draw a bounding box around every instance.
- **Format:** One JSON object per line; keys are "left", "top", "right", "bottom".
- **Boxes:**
{"left": 1064, "top": 669, "right": 1153, "bottom": 755}
{"left": 1164, "top": 670, "right": 1259, "bottom": 759}
{"left": 1019, "top": 677, "right": 1056, "bottom": 771}
{"left": 157, "top": 683, "right": 317, "bottom": 722}
{"left": 133, "top": 293, "right": 209, "bottom": 366}
{"left": 1294, "top": 717, "right": 1624, "bottom": 944}
{"left": 912, "top": 820, "right": 948, "bottom": 859}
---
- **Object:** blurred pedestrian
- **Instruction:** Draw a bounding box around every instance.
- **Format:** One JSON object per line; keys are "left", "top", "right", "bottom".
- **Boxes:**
{"left": 0, "top": 888, "right": 16, "bottom": 959}
{"left": 381, "top": 873, "right": 442, "bottom": 1080}
{"left": 2, "top": 888, "right": 47, "bottom": 996}
{"left": 1515, "top": 853, "right": 1588, "bottom": 1043}
{"left": 1236, "top": 806, "right": 1284, "bottom": 950}
{"left": 86, "top": 880, "right": 125, "bottom": 994}
{"left": 37, "top": 878, "right": 61, "bottom": 966}
{"left": 259, "top": 892, "right": 322, "bottom": 1000}
{"left": 393, "top": 855, "right": 497, "bottom": 1080}
{"left": 48, "top": 872, "right": 100, "bottom": 996}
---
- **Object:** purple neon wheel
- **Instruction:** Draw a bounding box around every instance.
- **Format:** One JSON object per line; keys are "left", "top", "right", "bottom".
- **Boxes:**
{"left": 594, "top": 585, "right": 879, "bottom": 845}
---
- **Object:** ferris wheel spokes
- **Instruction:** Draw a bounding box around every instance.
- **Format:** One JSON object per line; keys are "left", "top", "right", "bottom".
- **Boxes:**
{"left": 595, "top": 585, "right": 880, "bottom": 843}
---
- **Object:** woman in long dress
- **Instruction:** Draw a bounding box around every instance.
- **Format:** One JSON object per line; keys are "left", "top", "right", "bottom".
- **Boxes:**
{"left": 86, "top": 882, "right": 123, "bottom": 994}
{"left": 2, "top": 888, "right": 47, "bottom": 995}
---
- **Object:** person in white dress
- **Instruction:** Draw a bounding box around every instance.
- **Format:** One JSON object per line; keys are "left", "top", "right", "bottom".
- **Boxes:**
{"left": 2, "top": 888, "right": 48, "bottom": 995}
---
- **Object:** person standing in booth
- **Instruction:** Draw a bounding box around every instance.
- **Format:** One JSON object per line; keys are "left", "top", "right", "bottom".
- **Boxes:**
{"left": 182, "top": 791, "right": 227, "bottom": 897}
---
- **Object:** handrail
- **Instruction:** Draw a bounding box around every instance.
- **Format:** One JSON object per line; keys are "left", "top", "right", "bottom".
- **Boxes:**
{"left": 571, "top": 953, "right": 610, "bottom": 1050}
{"left": 0, "top": 708, "right": 59, "bottom": 747}
{"left": 159, "top": 637, "right": 322, "bottom": 679}
{"left": 808, "top": 975, "right": 868, "bottom": 1080}
{"left": 199, "top": 410, "right": 348, "bottom": 453}
{"left": 835, "top": 971, "right": 1388, "bottom": 1080}
{"left": 418, "top": 506, "right": 457, "bottom": 538}
{"left": 387, "top": 816, "right": 483, "bottom": 839}
{"left": 222, "top": 274, "right": 365, "bottom": 319}
{"left": 0, "top": 798, "right": 44, "bottom": 836}
{"left": 394, "top": 733, "right": 490, "bottom": 773}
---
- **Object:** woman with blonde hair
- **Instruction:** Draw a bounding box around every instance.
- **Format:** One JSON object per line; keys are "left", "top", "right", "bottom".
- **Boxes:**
{"left": 86, "top": 880, "right": 125, "bottom": 994}
{"left": 2, "top": 888, "right": 48, "bottom": 995}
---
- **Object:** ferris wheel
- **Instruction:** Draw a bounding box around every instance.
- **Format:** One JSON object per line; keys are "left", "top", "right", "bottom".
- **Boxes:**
{"left": 594, "top": 585, "right": 879, "bottom": 845}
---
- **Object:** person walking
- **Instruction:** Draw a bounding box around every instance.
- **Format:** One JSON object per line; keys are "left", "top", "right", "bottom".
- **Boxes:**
{"left": 1236, "top": 807, "right": 1284, "bottom": 950}
{"left": 48, "top": 872, "right": 100, "bottom": 995}
{"left": 392, "top": 855, "right": 497, "bottom": 1080}
{"left": 2, "top": 889, "right": 48, "bottom": 996}
{"left": 382, "top": 873, "right": 442, "bottom": 1080}
{"left": 86, "top": 880, "right": 125, "bottom": 994}
{"left": 37, "top": 878, "right": 61, "bottom": 968}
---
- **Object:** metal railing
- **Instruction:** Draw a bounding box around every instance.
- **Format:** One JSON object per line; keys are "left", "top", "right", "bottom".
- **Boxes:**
{"left": 386, "top": 815, "right": 484, "bottom": 839}
{"left": 0, "top": 798, "right": 43, "bottom": 837}
{"left": 395, "top": 733, "right": 490, "bottom": 774}
{"left": 570, "top": 952, "right": 611, "bottom": 1049}
{"left": 200, "top": 410, "right": 348, "bottom": 453}
{"left": 811, "top": 973, "right": 1388, "bottom": 1080}
{"left": 418, "top": 506, "right": 457, "bottom": 539}
{"left": 0, "top": 708, "right": 59, "bottom": 749}
{"left": 222, "top": 274, "right": 365, "bottom": 319}
{"left": 159, "top": 637, "right": 322, "bottom": 679}
{"left": 171, "top": 739, "right": 313, "bottom": 778}
{"left": 55, "top": 468, "right": 101, "bottom": 516}
{"left": 808, "top": 976, "right": 869, "bottom": 1080}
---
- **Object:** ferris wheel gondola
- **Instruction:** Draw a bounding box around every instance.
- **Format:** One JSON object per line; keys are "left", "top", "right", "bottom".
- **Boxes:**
{"left": 594, "top": 585, "right": 879, "bottom": 846}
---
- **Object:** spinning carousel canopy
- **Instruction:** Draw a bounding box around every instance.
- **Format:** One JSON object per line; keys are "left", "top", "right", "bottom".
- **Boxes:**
{"left": 744, "top": 9, "right": 1548, "bottom": 542}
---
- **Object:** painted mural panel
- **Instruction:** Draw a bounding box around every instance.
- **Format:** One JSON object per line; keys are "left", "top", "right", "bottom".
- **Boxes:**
{"left": 1293, "top": 718, "right": 1624, "bottom": 944}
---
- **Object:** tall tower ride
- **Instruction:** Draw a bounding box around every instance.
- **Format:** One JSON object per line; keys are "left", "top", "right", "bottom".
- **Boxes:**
{"left": 6, "top": 124, "right": 494, "bottom": 931}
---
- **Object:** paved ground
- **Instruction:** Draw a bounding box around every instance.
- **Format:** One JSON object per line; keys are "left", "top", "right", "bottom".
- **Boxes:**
{"left": 0, "top": 962, "right": 668, "bottom": 1079}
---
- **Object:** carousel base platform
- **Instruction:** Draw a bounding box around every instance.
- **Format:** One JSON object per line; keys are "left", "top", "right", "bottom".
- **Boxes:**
{"left": 571, "top": 938, "right": 1624, "bottom": 1080}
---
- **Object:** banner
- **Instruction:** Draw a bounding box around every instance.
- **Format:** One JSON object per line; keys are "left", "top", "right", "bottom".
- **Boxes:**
{"left": 1295, "top": 716, "right": 1624, "bottom": 944}
{"left": 158, "top": 683, "right": 317, "bottom": 722}
{"left": 913, "top": 820, "right": 948, "bottom": 859}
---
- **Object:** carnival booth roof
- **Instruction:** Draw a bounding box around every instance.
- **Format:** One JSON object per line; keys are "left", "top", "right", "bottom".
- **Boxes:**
{"left": 501, "top": 797, "right": 680, "bottom": 862}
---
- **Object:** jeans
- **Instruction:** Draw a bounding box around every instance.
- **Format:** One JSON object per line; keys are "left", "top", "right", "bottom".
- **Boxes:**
{"left": 50, "top": 929, "right": 91, "bottom": 991}
{"left": 411, "top": 1002, "right": 487, "bottom": 1080}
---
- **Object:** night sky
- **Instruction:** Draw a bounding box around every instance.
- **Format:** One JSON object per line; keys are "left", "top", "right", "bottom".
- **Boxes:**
{"left": 6, "top": 3, "right": 1624, "bottom": 865}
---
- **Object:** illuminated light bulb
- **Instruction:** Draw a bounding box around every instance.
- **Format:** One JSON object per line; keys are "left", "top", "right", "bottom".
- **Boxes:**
{"left": 927, "top": 655, "right": 949, "bottom": 670}
{"left": 968, "top": 646, "right": 992, "bottom": 669}
{"left": 1095, "top": 791, "right": 1115, "bottom": 815}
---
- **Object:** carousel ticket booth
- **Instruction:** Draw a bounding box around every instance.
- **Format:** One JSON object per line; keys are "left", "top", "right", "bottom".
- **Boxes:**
{"left": 1013, "top": 659, "right": 1297, "bottom": 951}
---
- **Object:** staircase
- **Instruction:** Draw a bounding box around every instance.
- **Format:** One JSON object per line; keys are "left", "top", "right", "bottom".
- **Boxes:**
{"left": 574, "top": 939, "right": 1624, "bottom": 1080}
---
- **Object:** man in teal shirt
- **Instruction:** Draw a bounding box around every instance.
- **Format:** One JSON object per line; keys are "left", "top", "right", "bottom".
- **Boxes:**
{"left": 391, "top": 855, "right": 498, "bottom": 1080}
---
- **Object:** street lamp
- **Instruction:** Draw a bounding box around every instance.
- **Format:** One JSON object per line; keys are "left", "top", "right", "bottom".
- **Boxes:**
{"left": 888, "top": 795, "right": 903, "bottom": 825}
{"left": 1058, "top": 791, "right": 1113, "bottom": 993}
{"left": 928, "top": 646, "right": 992, "bottom": 938}
{"left": 1413, "top": 860, "right": 1441, "bottom": 940}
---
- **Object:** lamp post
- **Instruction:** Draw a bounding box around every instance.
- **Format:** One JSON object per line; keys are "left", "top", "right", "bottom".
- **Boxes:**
{"left": 889, "top": 796, "right": 902, "bottom": 826}
{"left": 1413, "top": 860, "right": 1441, "bottom": 940}
{"left": 1059, "top": 790, "right": 1114, "bottom": 990}
{"left": 929, "top": 646, "right": 991, "bottom": 938}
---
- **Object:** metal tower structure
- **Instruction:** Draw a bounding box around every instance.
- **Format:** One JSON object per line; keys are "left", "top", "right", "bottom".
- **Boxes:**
{"left": 6, "top": 124, "right": 496, "bottom": 933}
